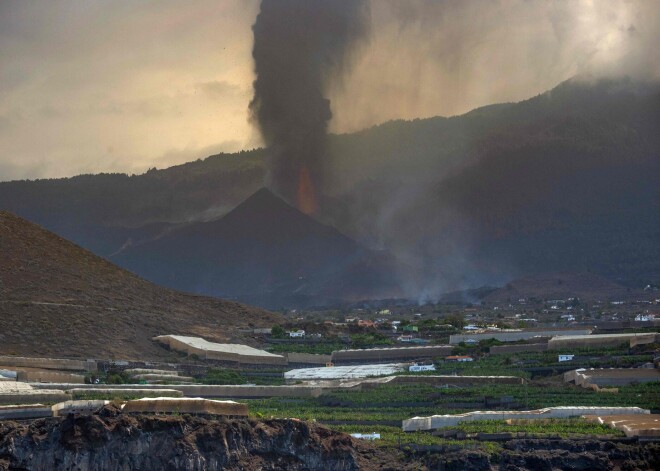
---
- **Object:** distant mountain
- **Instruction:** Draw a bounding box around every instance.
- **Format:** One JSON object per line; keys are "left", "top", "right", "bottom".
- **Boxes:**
{"left": 1, "top": 77, "right": 658, "bottom": 298}
{"left": 111, "top": 188, "right": 403, "bottom": 308}
{"left": 378, "top": 77, "right": 660, "bottom": 291}
{"left": 0, "top": 211, "right": 281, "bottom": 359}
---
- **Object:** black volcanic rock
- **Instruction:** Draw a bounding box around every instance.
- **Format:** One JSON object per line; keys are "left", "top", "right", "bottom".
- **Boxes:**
{"left": 112, "top": 188, "right": 402, "bottom": 308}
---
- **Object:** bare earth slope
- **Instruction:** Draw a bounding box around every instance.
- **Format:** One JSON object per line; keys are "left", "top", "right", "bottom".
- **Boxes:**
{"left": 0, "top": 211, "right": 281, "bottom": 360}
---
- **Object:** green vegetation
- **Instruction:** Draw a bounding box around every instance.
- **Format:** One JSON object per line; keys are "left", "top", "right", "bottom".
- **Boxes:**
{"left": 433, "top": 418, "right": 624, "bottom": 438}
{"left": 245, "top": 381, "right": 660, "bottom": 424}
{"left": 73, "top": 391, "right": 168, "bottom": 401}
{"left": 326, "top": 425, "right": 502, "bottom": 453}
{"left": 270, "top": 325, "right": 286, "bottom": 338}
{"left": 194, "top": 368, "right": 284, "bottom": 386}
{"left": 431, "top": 345, "right": 656, "bottom": 378}
{"left": 266, "top": 331, "right": 394, "bottom": 355}
{"left": 349, "top": 332, "right": 394, "bottom": 349}
{"left": 327, "top": 418, "right": 622, "bottom": 449}
{"left": 199, "top": 369, "right": 245, "bottom": 385}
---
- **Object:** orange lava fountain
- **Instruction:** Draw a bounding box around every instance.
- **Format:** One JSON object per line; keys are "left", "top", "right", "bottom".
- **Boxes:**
{"left": 297, "top": 165, "right": 319, "bottom": 216}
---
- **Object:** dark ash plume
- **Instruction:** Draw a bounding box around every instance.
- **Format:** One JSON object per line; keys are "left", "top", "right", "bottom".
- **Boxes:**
{"left": 250, "top": 0, "right": 370, "bottom": 214}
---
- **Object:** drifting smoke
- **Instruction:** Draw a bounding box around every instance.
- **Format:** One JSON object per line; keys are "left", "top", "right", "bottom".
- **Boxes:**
{"left": 249, "top": 0, "right": 370, "bottom": 214}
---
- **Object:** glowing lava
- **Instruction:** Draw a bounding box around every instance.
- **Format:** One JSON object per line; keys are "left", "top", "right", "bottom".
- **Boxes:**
{"left": 297, "top": 165, "right": 319, "bottom": 216}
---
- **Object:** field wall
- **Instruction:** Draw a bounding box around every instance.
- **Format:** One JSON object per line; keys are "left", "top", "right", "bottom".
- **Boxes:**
{"left": 0, "top": 356, "right": 96, "bottom": 372}
{"left": 548, "top": 333, "right": 656, "bottom": 350}
{"left": 386, "top": 375, "right": 524, "bottom": 387}
{"left": 285, "top": 353, "right": 331, "bottom": 365}
{"left": 17, "top": 370, "right": 85, "bottom": 384}
{"left": 489, "top": 344, "right": 548, "bottom": 355}
{"left": 331, "top": 346, "right": 452, "bottom": 364}
{"left": 450, "top": 330, "right": 591, "bottom": 344}
{"left": 402, "top": 406, "right": 650, "bottom": 431}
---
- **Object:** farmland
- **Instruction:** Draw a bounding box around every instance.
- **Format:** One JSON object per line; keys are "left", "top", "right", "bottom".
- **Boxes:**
{"left": 244, "top": 381, "right": 660, "bottom": 424}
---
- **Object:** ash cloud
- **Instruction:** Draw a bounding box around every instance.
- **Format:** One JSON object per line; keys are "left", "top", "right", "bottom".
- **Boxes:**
{"left": 249, "top": 0, "right": 370, "bottom": 213}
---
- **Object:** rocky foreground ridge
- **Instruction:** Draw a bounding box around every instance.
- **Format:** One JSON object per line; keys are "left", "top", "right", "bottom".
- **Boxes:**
{"left": 0, "top": 406, "right": 658, "bottom": 470}
{"left": 0, "top": 406, "right": 401, "bottom": 471}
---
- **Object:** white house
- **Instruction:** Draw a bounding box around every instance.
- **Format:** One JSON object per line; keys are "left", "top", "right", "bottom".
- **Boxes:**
{"left": 289, "top": 330, "right": 305, "bottom": 338}
{"left": 558, "top": 354, "right": 575, "bottom": 362}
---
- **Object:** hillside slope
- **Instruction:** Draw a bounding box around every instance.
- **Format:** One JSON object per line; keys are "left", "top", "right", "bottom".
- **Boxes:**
{"left": 0, "top": 211, "right": 281, "bottom": 359}
{"left": 112, "top": 188, "right": 403, "bottom": 308}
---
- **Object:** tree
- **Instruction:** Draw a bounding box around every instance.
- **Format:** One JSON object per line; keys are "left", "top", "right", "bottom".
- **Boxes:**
{"left": 445, "top": 313, "right": 465, "bottom": 329}
{"left": 271, "top": 325, "right": 286, "bottom": 338}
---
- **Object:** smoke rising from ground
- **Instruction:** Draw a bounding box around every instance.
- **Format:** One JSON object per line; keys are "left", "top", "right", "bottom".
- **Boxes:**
{"left": 249, "top": 0, "right": 370, "bottom": 213}
{"left": 321, "top": 0, "right": 660, "bottom": 302}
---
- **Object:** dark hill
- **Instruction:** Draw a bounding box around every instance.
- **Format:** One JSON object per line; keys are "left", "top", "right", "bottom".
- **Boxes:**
{"left": 326, "top": 77, "right": 660, "bottom": 294}
{"left": 112, "top": 188, "right": 403, "bottom": 308}
{"left": 0, "top": 211, "right": 281, "bottom": 359}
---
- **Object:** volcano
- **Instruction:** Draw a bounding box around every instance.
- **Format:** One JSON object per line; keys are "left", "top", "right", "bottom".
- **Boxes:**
{"left": 112, "top": 188, "right": 402, "bottom": 308}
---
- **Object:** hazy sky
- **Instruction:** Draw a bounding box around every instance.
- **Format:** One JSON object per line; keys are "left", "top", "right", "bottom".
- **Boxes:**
{"left": 1, "top": 0, "right": 658, "bottom": 181}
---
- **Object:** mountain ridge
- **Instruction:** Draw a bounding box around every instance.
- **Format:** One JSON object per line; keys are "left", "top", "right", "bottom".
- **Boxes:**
{"left": 1, "top": 76, "right": 658, "bottom": 299}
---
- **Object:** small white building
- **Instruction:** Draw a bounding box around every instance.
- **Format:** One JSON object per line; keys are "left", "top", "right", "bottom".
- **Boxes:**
{"left": 409, "top": 363, "right": 436, "bottom": 372}
{"left": 350, "top": 433, "right": 380, "bottom": 440}
{"left": 635, "top": 314, "right": 655, "bottom": 322}
{"left": 558, "top": 354, "right": 575, "bottom": 362}
{"left": 289, "top": 330, "right": 305, "bottom": 338}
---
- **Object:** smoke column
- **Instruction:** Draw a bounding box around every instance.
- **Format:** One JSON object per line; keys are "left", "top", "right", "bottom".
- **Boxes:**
{"left": 250, "top": 0, "right": 370, "bottom": 214}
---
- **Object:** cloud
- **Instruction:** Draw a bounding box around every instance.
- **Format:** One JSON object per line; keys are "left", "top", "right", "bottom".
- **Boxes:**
{"left": 0, "top": 0, "right": 260, "bottom": 181}
{"left": 328, "top": 0, "right": 660, "bottom": 133}
{"left": 196, "top": 80, "right": 244, "bottom": 100}
{"left": 152, "top": 141, "right": 244, "bottom": 169}
{"left": 0, "top": 0, "right": 657, "bottom": 181}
